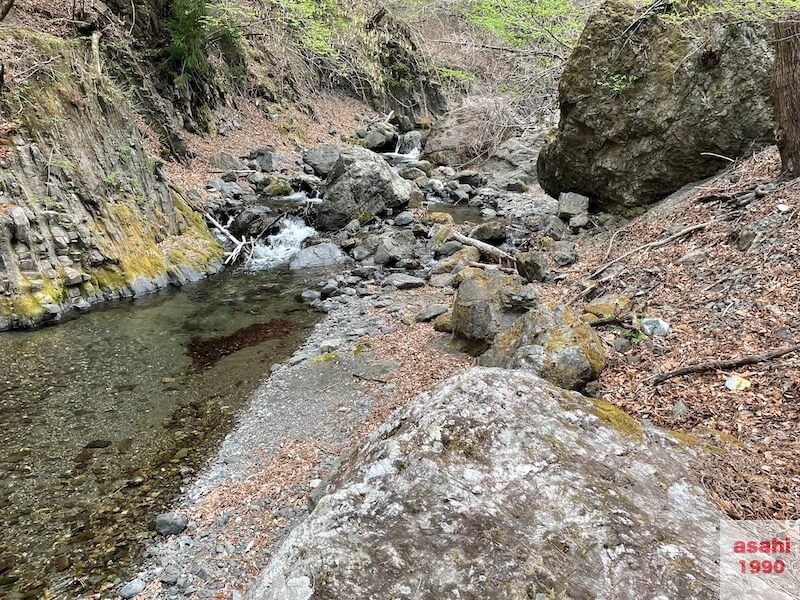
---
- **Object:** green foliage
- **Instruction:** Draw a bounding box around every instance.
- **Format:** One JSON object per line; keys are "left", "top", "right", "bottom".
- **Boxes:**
{"left": 265, "top": 0, "right": 343, "bottom": 56}
{"left": 163, "top": 0, "right": 252, "bottom": 91}
{"left": 464, "top": 0, "right": 580, "bottom": 47}
{"left": 436, "top": 66, "right": 477, "bottom": 84}
{"left": 600, "top": 72, "right": 638, "bottom": 96}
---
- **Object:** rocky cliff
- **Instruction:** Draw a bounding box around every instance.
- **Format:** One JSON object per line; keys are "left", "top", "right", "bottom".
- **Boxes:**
{"left": 0, "top": 29, "right": 223, "bottom": 330}
{"left": 247, "top": 367, "right": 722, "bottom": 599}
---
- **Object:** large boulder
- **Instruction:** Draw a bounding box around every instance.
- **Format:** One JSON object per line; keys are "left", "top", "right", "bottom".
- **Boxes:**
{"left": 537, "top": 1, "right": 774, "bottom": 209}
{"left": 303, "top": 145, "right": 341, "bottom": 177}
{"left": 479, "top": 303, "right": 606, "bottom": 390}
{"left": 246, "top": 368, "right": 721, "bottom": 600}
{"left": 289, "top": 243, "right": 351, "bottom": 270}
{"left": 450, "top": 268, "right": 537, "bottom": 352}
{"left": 481, "top": 132, "right": 546, "bottom": 192}
{"left": 317, "top": 148, "right": 420, "bottom": 231}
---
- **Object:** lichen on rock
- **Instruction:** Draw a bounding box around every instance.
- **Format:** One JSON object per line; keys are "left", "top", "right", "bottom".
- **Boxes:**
{"left": 246, "top": 368, "right": 722, "bottom": 600}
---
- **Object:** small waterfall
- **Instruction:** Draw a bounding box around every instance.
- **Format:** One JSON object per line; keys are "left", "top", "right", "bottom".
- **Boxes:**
{"left": 280, "top": 190, "right": 322, "bottom": 205}
{"left": 382, "top": 131, "right": 422, "bottom": 165}
{"left": 246, "top": 217, "right": 316, "bottom": 270}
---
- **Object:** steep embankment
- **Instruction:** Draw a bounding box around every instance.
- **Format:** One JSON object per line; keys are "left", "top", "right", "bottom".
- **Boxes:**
{"left": 0, "top": 29, "right": 223, "bottom": 330}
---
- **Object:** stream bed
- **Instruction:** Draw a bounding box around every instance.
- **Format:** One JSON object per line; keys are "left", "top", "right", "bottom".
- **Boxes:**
{"left": 0, "top": 269, "right": 322, "bottom": 598}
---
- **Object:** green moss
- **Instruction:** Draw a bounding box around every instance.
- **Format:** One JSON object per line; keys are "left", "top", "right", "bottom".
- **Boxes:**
{"left": 310, "top": 351, "right": 341, "bottom": 365}
{"left": 353, "top": 340, "right": 371, "bottom": 356}
{"left": 591, "top": 398, "right": 644, "bottom": 442}
{"left": 264, "top": 180, "right": 293, "bottom": 197}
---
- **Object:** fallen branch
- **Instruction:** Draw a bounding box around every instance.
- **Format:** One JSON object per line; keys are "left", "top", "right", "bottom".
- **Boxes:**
{"left": 451, "top": 230, "right": 515, "bottom": 265}
{"left": 652, "top": 345, "right": 800, "bottom": 385}
{"left": 204, "top": 212, "right": 241, "bottom": 246}
{"left": 468, "top": 261, "right": 516, "bottom": 273}
{"left": 591, "top": 221, "right": 713, "bottom": 279}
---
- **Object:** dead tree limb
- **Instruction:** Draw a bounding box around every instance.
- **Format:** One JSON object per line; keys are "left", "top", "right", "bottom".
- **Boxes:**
{"left": 591, "top": 221, "right": 712, "bottom": 279}
{"left": 652, "top": 345, "right": 800, "bottom": 385}
{"left": 91, "top": 30, "right": 102, "bottom": 76}
{"left": 451, "top": 230, "right": 515, "bottom": 265}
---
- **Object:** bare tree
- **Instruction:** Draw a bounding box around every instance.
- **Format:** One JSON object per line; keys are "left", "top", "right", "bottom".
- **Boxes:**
{"left": 0, "top": 0, "right": 14, "bottom": 22}
{"left": 774, "top": 14, "right": 800, "bottom": 176}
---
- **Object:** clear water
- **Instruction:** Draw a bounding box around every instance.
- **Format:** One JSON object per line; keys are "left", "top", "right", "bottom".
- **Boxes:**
{"left": 427, "top": 202, "right": 486, "bottom": 225}
{"left": 0, "top": 270, "right": 321, "bottom": 598}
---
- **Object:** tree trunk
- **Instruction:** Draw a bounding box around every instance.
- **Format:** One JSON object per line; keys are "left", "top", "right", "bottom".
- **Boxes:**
{"left": 0, "top": 0, "right": 15, "bottom": 22}
{"left": 774, "top": 17, "right": 800, "bottom": 176}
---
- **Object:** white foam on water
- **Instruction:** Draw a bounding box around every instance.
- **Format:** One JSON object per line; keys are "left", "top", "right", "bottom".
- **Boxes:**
{"left": 280, "top": 190, "right": 322, "bottom": 205}
{"left": 246, "top": 217, "right": 316, "bottom": 270}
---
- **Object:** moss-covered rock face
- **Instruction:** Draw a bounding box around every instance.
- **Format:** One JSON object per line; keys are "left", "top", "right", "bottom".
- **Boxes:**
{"left": 537, "top": 0, "right": 774, "bottom": 209}
{"left": 480, "top": 303, "right": 606, "bottom": 390}
{"left": 0, "top": 30, "right": 223, "bottom": 331}
{"left": 247, "top": 368, "right": 721, "bottom": 600}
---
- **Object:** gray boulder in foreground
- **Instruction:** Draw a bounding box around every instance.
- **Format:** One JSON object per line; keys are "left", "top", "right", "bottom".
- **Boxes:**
{"left": 289, "top": 243, "right": 351, "bottom": 270}
{"left": 247, "top": 367, "right": 721, "bottom": 600}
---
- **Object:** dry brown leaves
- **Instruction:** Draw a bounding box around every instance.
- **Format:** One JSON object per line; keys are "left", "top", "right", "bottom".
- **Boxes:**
{"left": 163, "top": 95, "right": 376, "bottom": 203}
{"left": 352, "top": 320, "right": 475, "bottom": 441}
{"left": 555, "top": 148, "right": 800, "bottom": 519}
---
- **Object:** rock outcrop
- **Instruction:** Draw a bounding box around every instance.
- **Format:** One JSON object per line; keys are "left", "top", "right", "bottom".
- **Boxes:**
{"left": 0, "top": 30, "right": 223, "bottom": 331}
{"left": 537, "top": 0, "right": 774, "bottom": 209}
{"left": 316, "top": 148, "right": 420, "bottom": 231}
{"left": 247, "top": 368, "right": 722, "bottom": 600}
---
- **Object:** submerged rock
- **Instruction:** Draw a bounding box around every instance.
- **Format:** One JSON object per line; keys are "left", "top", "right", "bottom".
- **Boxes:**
{"left": 246, "top": 368, "right": 721, "bottom": 600}
{"left": 537, "top": 0, "right": 774, "bottom": 209}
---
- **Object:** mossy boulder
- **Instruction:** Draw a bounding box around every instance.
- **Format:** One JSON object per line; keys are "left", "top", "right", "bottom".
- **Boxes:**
{"left": 450, "top": 268, "right": 538, "bottom": 354}
{"left": 429, "top": 246, "right": 480, "bottom": 275}
{"left": 247, "top": 368, "right": 721, "bottom": 600}
{"left": 480, "top": 303, "right": 606, "bottom": 390}
{"left": 537, "top": 0, "right": 774, "bottom": 209}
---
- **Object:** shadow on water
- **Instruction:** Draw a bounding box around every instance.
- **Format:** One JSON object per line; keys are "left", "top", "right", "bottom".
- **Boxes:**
{"left": 0, "top": 268, "right": 323, "bottom": 598}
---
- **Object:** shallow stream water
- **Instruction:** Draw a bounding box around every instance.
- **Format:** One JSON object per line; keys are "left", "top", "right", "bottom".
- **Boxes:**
{"left": 0, "top": 269, "right": 321, "bottom": 598}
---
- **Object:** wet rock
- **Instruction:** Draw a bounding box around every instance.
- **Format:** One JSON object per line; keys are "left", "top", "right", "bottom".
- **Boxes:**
{"left": 363, "top": 122, "right": 398, "bottom": 152}
{"left": 303, "top": 145, "right": 341, "bottom": 177}
{"left": 119, "top": 578, "right": 145, "bottom": 598}
{"left": 515, "top": 251, "right": 549, "bottom": 282}
{"left": 416, "top": 304, "right": 449, "bottom": 323}
{"left": 300, "top": 290, "right": 322, "bottom": 303}
{"left": 289, "top": 243, "right": 350, "bottom": 270}
{"left": 480, "top": 304, "right": 606, "bottom": 390}
{"left": 155, "top": 513, "right": 189, "bottom": 536}
{"left": 537, "top": 1, "right": 774, "bottom": 209}
{"left": 397, "top": 130, "right": 423, "bottom": 154}
{"left": 230, "top": 205, "right": 273, "bottom": 239}
{"left": 247, "top": 368, "right": 720, "bottom": 600}
{"left": 383, "top": 274, "right": 425, "bottom": 289}
{"left": 318, "top": 148, "right": 419, "bottom": 231}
